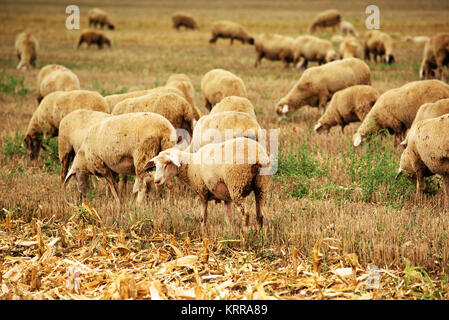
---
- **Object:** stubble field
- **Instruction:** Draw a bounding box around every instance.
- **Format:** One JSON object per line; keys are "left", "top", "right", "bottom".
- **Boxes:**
{"left": 1, "top": 0, "right": 449, "bottom": 300}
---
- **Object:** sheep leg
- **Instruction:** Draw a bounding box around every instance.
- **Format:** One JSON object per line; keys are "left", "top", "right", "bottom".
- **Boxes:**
{"left": 235, "top": 202, "right": 249, "bottom": 246}
{"left": 118, "top": 175, "right": 128, "bottom": 194}
{"left": 230, "top": 38, "right": 234, "bottom": 46}
{"left": 225, "top": 201, "right": 232, "bottom": 224}
{"left": 77, "top": 38, "right": 84, "bottom": 49}
{"left": 103, "top": 170, "right": 120, "bottom": 205}
{"left": 200, "top": 198, "right": 209, "bottom": 238}
{"left": 254, "top": 52, "right": 263, "bottom": 68}
{"left": 209, "top": 36, "right": 217, "bottom": 44}
{"left": 416, "top": 170, "right": 426, "bottom": 195}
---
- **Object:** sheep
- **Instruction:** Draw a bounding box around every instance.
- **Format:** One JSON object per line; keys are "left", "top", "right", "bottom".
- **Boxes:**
{"left": 339, "top": 36, "right": 364, "bottom": 59}
{"left": 104, "top": 90, "right": 152, "bottom": 113}
{"left": 209, "top": 20, "right": 254, "bottom": 46}
{"left": 209, "top": 96, "right": 257, "bottom": 119}
{"left": 144, "top": 137, "right": 270, "bottom": 241}
{"left": 64, "top": 112, "right": 178, "bottom": 205}
{"left": 77, "top": 30, "right": 111, "bottom": 50}
{"left": 340, "top": 21, "right": 359, "bottom": 38}
{"left": 401, "top": 98, "right": 449, "bottom": 147}
{"left": 314, "top": 85, "right": 379, "bottom": 134}
{"left": 352, "top": 80, "right": 449, "bottom": 147}
{"left": 398, "top": 114, "right": 449, "bottom": 200}
{"left": 419, "top": 33, "right": 449, "bottom": 81}
{"left": 403, "top": 35, "right": 430, "bottom": 45}
{"left": 165, "top": 73, "right": 200, "bottom": 118}
{"left": 364, "top": 30, "right": 395, "bottom": 64}
{"left": 58, "top": 109, "right": 112, "bottom": 183}
{"left": 88, "top": 8, "right": 115, "bottom": 30}
{"left": 111, "top": 91, "right": 196, "bottom": 137}
{"left": 201, "top": 69, "right": 247, "bottom": 111}
{"left": 254, "top": 33, "right": 297, "bottom": 68}
{"left": 294, "top": 35, "right": 339, "bottom": 70}
{"left": 309, "top": 9, "right": 342, "bottom": 34}
{"left": 187, "top": 111, "right": 261, "bottom": 153}
{"left": 172, "top": 12, "right": 199, "bottom": 30}
{"left": 24, "top": 90, "right": 108, "bottom": 160}
{"left": 15, "top": 32, "right": 38, "bottom": 71}
{"left": 275, "top": 58, "right": 371, "bottom": 118}
{"left": 36, "top": 64, "right": 80, "bottom": 103}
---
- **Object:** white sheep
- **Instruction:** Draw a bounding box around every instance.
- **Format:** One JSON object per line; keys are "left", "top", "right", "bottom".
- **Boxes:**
{"left": 209, "top": 96, "right": 257, "bottom": 119}
{"left": 36, "top": 64, "right": 80, "bottom": 103}
{"left": 15, "top": 32, "right": 38, "bottom": 71}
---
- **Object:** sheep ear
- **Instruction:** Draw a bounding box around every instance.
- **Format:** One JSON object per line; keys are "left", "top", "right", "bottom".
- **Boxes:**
{"left": 400, "top": 139, "right": 407, "bottom": 147}
{"left": 353, "top": 133, "right": 362, "bottom": 147}
{"left": 282, "top": 104, "right": 289, "bottom": 114}
{"left": 168, "top": 152, "right": 181, "bottom": 167}
{"left": 144, "top": 158, "right": 156, "bottom": 170}
{"left": 314, "top": 122, "right": 322, "bottom": 132}
{"left": 64, "top": 167, "right": 76, "bottom": 186}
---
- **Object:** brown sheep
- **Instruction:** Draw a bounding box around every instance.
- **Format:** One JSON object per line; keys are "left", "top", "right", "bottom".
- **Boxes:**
{"left": 314, "top": 85, "right": 379, "bottom": 134}
{"left": 36, "top": 64, "right": 80, "bottom": 103}
{"left": 88, "top": 8, "right": 115, "bottom": 30}
{"left": 353, "top": 80, "right": 449, "bottom": 147}
{"left": 172, "top": 12, "right": 199, "bottom": 30}
{"left": 15, "top": 32, "right": 38, "bottom": 71}
{"left": 201, "top": 69, "right": 247, "bottom": 110}
{"left": 294, "top": 35, "right": 339, "bottom": 70}
{"left": 364, "top": 30, "right": 395, "bottom": 64}
{"left": 309, "top": 9, "right": 342, "bottom": 34}
{"left": 77, "top": 30, "right": 111, "bottom": 50}
{"left": 209, "top": 20, "right": 254, "bottom": 46}
{"left": 275, "top": 58, "right": 371, "bottom": 118}
{"left": 398, "top": 114, "right": 449, "bottom": 200}
{"left": 254, "top": 33, "right": 297, "bottom": 68}
{"left": 419, "top": 33, "right": 449, "bottom": 81}
{"left": 339, "top": 36, "right": 364, "bottom": 59}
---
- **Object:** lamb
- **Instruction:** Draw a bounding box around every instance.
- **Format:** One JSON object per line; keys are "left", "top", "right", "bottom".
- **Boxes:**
{"left": 398, "top": 114, "right": 449, "bottom": 200}
{"left": 309, "top": 9, "right": 342, "bottom": 34}
{"left": 254, "top": 33, "right": 297, "bottom": 68}
{"left": 340, "top": 21, "right": 359, "bottom": 38}
{"left": 88, "top": 8, "right": 115, "bottom": 30}
{"left": 209, "top": 96, "right": 257, "bottom": 119}
{"left": 209, "top": 20, "right": 255, "bottom": 46}
{"left": 294, "top": 35, "right": 339, "bottom": 70}
{"left": 36, "top": 64, "right": 80, "bottom": 103}
{"left": 339, "top": 36, "right": 364, "bottom": 59}
{"left": 419, "top": 33, "right": 449, "bottom": 81}
{"left": 314, "top": 85, "right": 379, "bottom": 134}
{"left": 144, "top": 137, "right": 270, "bottom": 241}
{"left": 364, "top": 30, "right": 395, "bottom": 64}
{"left": 111, "top": 91, "right": 196, "bottom": 136}
{"left": 401, "top": 98, "right": 449, "bottom": 147}
{"left": 352, "top": 80, "right": 449, "bottom": 147}
{"left": 172, "top": 12, "right": 199, "bottom": 30}
{"left": 275, "top": 58, "right": 371, "bottom": 118}
{"left": 186, "top": 111, "right": 261, "bottom": 153}
{"left": 15, "top": 32, "right": 38, "bottom": 71}
{"left": 24, "top": 90, "right": 108, "bottom": 160}
{"left": 77, "top": 30, "right": 111, "bottom": 49}
{"left": 201, "top": 69, "right": 247, "bottom": 110}
{"left": 64, "top": 112, "right": 177, "bottom": 205}
{"left": 58, "top": 109, "right": 112, "bottom": 183}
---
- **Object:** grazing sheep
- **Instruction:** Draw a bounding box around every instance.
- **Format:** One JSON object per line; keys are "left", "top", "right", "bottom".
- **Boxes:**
{"left": 104, "top": 90, "right": 152, "bottom": 113}
{"left": 398, "top": 114, "right": 449, "bottom": 200}
{"left": 36, "top": 64, "right": 80, "bottom": 103}
{"left": 309, "top": 9, "right": 342, "bottom": 34}
{"left": 165, "top": 73, "right": 200, "bottom": 118}
{"left": 111, "top": 91, "right": 196, "bottom": 136}
{"left": 15, "top": 32, "right": 38, "bottom": 71}
{"left": 352, "top": 80, "right": 449, "bottom": 147}
{"left": 201, "top": 69, "right": 247, "bottom": 110}
{"left": 419, "top": 33, "right": 449, "bottom": 80}
{"left": 294, "top": 35, "right": 339, "bottom": 70}
{"left": 314, "top": 85, "right": 379, "bottom": 134}
{"left": 340, "top": 21, "right": 359, "bottom": 38}
{"left": 187, "top": 111, "right": 261, "bottom": 153}
{"left": 209, "top": 20, "right": 254, "bottom": 46}
{"left": 254, "top": 33, "right": 297, "bottom": 68}
{"left": 88, "top": 8, "right": 115, "bottom": 30}
{"left": 403, "top": 35, "right": 430, "bottom": 45}
{"left": 58, "top": 109, "right": 112, "bottom": 183}
{"left": 275, "top": 58, "right": 371, "bottom": 118}
{"left": 24, "top": 90, "right": 108, "bottom": 160}
{"left": 64, "top": 112, "right": 177, "bottom": 205}
{"left": 172, "top": 12, "right": 199, "bottom": 30}
{"left": 364, "top": 30, "right": 395, "bottom": 64}
{"left": 77, "top": 30, "right": 111, "bottom": 49}
{"left": 401, "top": 98, "right": 449, "bottom": 147}
{"left": 339, "top": 36, "right": 364, "bottom": 59}
{"left": 209, "top": 96, "right": 257, "bottom": 119}
{"left": 144, "top": 137, "right": 270, "bottom": 240}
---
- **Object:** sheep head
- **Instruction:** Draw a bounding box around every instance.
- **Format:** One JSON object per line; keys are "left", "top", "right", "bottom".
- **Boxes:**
{"left": 24, "top": 134, "right": 42, "bottom": 160}
{"left": 314, "top": 122, "right": 330, "bottom": 134}
{"left": 144, "top": 149, "right": 182, "bottom": 188}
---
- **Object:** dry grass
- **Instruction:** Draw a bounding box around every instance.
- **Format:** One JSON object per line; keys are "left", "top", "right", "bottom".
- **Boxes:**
{"left": 1, "top": 0, "right": 449, "bottom": 299}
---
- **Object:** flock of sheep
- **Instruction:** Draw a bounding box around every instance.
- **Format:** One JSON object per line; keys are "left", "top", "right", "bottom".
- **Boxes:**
{"left": 10, "top": 7, "right": 449, "bottom": 240}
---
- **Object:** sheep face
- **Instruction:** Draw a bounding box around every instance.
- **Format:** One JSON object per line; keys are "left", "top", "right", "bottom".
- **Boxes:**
{"left": 247, "top": 37, "right": 255, "bottom": 45}
{"left": 144, "top": 149, "right": 181, "bottom": 188}
{"left": 24, "top": 134, "right": 42, "bottom": 160}
{"left": 352, "top": 132, "right": 363, "bottom": 147}
{"left": 275, "top": 103, "right": 289, "bottom": 120}
{"left": 108, "top": 24, "right": 115, "bottom": 30}
{"left": 314, "top": 122, "right": 330, "bottom": 134}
